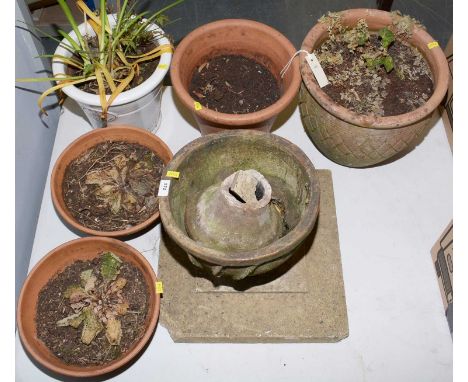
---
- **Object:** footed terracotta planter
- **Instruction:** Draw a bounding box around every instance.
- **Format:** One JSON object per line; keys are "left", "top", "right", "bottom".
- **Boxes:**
{"left": 170, "top": 19, "right": 301, "bottom": 135}
{"left": 159, "top": 130, "right": 320, "bottom": 281}
{"left": 299, "top": 9, "right": 449, "bottom": 167}
{"left": 51, "top": 125, "right": 173, "bottom": 237}
{"left": 17, "top": 237, "right": 160, "bottom": 378}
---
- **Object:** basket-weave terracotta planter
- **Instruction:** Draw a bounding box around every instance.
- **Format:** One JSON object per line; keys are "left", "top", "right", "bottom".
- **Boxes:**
{"left": 171, "top": 19, "right": 301, "bottom": 135}
{"left": 299, "top": 9, "right": 449, "bottom": 167}
{"left": 17, "top": 237, "right": 160, "bottom": 378}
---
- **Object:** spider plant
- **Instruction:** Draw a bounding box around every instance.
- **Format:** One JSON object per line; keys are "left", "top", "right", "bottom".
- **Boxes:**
{"left": 17, "top": 0, "right": 183, "bottom": 121}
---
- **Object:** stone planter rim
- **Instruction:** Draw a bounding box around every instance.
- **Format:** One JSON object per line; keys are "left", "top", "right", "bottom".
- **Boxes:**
{"left": 300, "top": 8, "right": 449, "bottom": 130}
{"left": 170, "top": 18, "right": 301, "bottom": 127}
{"left": 159, "top": 130, "right": 320, "bottom": 267}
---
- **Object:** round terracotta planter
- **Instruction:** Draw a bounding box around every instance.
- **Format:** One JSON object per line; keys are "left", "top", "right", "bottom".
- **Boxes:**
{"left": 299, "top": 8, "right": 449, "bottom": 167}
{"left": 170, "top": 19, "right": 301, "bottom": 135}
{"left": 51, "top": 125, "right": 173, "bottom": 237}
{"left": 17, "top": 237, "right": 160, "bottom": 378}
{"left": 159, "top": 130, "right": 320, "bottom": 281}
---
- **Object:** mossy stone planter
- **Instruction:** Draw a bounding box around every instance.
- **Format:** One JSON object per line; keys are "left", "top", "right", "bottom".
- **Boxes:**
{"left": 299, "top": 9, "right": 449, "bottom": 167}
{"left": 159, "top": 130, "right": 320, "bottom": 281}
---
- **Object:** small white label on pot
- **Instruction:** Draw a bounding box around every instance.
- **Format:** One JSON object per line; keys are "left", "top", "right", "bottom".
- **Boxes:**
{"left": 158, "top": 180, "right": 171, "bottom": 196}
{"left": 305, "top": 53, "right": 329, "bottom": 88}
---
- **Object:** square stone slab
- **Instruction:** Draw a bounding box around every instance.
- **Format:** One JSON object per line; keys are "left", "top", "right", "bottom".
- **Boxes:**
{"left": 158, "top": 170, "right": 349, "bottom": 343}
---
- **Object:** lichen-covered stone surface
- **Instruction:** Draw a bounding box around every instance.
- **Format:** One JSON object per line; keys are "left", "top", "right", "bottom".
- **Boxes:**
{"left": 159, "top": 131, "right": 320, "bottom": 280}
{"left": 159, "top": 170, "right": 348, "bottom": 343}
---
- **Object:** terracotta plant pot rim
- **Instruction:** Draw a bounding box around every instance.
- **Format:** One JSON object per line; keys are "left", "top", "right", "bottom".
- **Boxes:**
{"left": 17, "top": 237, "right": 160, "bottom": 378}
{"left": 300, "top": 8, "right": 449, "bottom": 129}
{"left": 171, "top": 19, "right": 301, "bottom": 126}
{"left": 51, "top": 125, "right": 173, "bottom": 237}
{"left": 159, "top": 130, "right": 320, "bottom": 266}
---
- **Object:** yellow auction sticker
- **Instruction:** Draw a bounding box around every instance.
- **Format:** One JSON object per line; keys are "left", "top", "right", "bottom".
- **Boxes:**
{"left": 157, "top": 63, "right": 168, "bottom": 69}
{"left": 155, "top": 281, "right": 164, "bottom": 294}
{"left": 166, "top": 170, "right": 180, "bottom": 179}
{"left": 194, "top": 101, "right": 203, "bottom": 111}
{"left": 427, "top": 41, "right": 439, "bottom": 49}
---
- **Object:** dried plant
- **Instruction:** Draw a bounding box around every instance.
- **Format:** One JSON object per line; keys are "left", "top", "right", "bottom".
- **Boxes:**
{"left": 315, "top": 11, "right": 431, "bottom": 116}
{"left": 57, "top": 252, "right": 130, "bottom": 346}
{"left": 83, "top": 146, "right": 159, "bottom": 215}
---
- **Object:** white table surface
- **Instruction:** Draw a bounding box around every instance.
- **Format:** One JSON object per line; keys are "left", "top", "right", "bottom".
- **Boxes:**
{"left": 16, "top": 86, "right": 453, "bottom": 382}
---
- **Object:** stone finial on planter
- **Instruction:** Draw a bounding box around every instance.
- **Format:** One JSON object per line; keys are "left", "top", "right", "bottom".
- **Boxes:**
{"left": 185, "top": 169, "right": 283, "bottom": 252}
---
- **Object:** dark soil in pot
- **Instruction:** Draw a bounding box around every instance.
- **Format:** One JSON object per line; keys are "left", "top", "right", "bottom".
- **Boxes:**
{"left": 67, "top": 37, "right": 160, "bottom": 94}
{"left": 62, "top": 140, "right": 164, "bottom": 232}
{"left": 189, "top": 54, "right": 280, "bottom": 114}
{"left": 315, "top": 14, "right": 434, "bottom": 116}
{"left": 36, "top": 252, "right": 149, "bottom": 366}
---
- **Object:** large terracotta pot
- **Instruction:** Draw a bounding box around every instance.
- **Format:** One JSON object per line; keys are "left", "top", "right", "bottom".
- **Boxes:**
{"left": 159, "top": 130, "right": 320, "bottom": 281}
{"left": 299, "top": 9, "right": 450, "bottom": 167}
{"left": 51, "top": 125, "right": 173, "bottom": 237}
{"left": 170, "top": 19, "right": 301, "bottom": 135}
{"left": 17, "top": 237, "right": 160, "bottom": 378}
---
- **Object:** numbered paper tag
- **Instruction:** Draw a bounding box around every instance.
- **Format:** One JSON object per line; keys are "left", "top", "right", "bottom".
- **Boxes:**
{"left": 166, "top": 170, "right": 180, "bottom": 179}
{"left": 155, "top": 281, "right": 164, "bottom": 294}
{"left": 158, "top": 179, "right": 171, "bottom": 196}
{"left": 194, "top": 101, "right": 203, "bottom": 111}
{"left": 427, "top": 41, "right": 439, "bottom": 49}
{"left": 157, "top": 63, "right": 168, "bottom": 70}
{"left": 305, "top": 53, "right": 329, "bottom": 88}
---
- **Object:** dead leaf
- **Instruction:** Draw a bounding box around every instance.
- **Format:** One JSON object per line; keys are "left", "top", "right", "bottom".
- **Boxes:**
{"left": 71, "top": 302, "right": 87, "bottom": 312}
{"left": 85, "top": 171, "right": 109, "bottom": 186}
{"left": 109, "top": 277, "right": 127, "bottom": 294}
{"left": 105, "top": 317, "right": 122, "bottom": 345}
{"left": 81, "top": 308, "right": 103, "bottom": 345}
{"left": 198, "top": 61, "right": 208, "bottom": 73}
{"left": 70, "top": 289, "right": 89, "bottom": 303}
{"left": 114, "top": 302, "right": 129, "bottom": 315}
{"left": 109, "top": 192, "right": 122, "bottom": 214}
{"left": 96, "top": 184, "right": 116, "bottom": 196}
{"left": 113, "top": 154, "right": 128, "bottom": 169}
{"left": 145, "top": 195, "right": 158, "bottom": 210}
{"left": 108, "top": 167, "right": 120, "bottom": 182}
{"left": 120, "top": 166, "right": 128, "bottom": 183}
{"left": 63, "top": 285, "right": 84, "bottom": 298}
{"left": 122, "top": 192, "right": 138, "bottom": 211}
{"left": 129, "top": 178, "right": 153, "bottom": 196}
{"left": 57, "top": 312, "right": 85, "bottom": 328}
{"left": 80, "top": 269, "right": 97, "bottom": 292}
{"left": 64, "top": 285, "right": 88, "bottom": 303}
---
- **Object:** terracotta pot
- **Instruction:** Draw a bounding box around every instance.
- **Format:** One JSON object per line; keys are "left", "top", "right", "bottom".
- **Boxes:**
{"left": 159, "top": 130, "right": 320, "bottom": 280}
{"left": 51, "top": 125, "right": 173, "bottom": 237}
{"left": 17, "top": 237, "right": 160, "bottom": 378}
{"left": 299, "top": 9, "right": 450, "bottom": 167}
{"left": 170, "top": 19, "right": 301, "bottom": 135}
